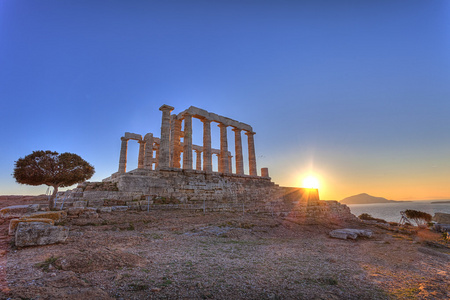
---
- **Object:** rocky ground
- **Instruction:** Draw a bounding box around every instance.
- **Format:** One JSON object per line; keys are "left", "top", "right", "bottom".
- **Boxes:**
{"left": 0, "top": 196, "right": 449, "bottom": 300}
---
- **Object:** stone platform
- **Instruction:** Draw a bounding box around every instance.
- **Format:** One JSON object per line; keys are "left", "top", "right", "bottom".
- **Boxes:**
{"left": 57, "top": 168, "right": 356, "bottom": 224}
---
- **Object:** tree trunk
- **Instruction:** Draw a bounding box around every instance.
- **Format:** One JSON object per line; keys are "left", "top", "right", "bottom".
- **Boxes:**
{"left": 49, "top": 185, "right": 59, "bottom": 210}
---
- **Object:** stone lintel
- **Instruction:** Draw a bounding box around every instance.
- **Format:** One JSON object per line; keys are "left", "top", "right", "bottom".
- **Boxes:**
{"left": 124, "top": 132, "right": 143, "bottom": 141}
{"left": 176, "top": 106, "right": 253, "bottom": 132}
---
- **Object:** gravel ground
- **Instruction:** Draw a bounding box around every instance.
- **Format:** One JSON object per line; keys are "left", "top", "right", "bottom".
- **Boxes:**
{"left": 1, "top": 199, "right": 449, "bottom": 299}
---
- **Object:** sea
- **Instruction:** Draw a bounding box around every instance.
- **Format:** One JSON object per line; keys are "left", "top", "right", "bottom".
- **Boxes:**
{"left": 346, "top": 200, "right": 450, "bottom": 223}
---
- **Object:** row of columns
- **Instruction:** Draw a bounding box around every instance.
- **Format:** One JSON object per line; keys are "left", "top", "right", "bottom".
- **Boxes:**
{"left": 118, "top": 135, "right": 159, "bottom": 173}
{"left": 159, "top": 105, "right": 257, "bottom": 176}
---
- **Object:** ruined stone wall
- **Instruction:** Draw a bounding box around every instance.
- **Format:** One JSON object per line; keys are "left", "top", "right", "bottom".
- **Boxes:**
{"left": 57, "top": 170, "right": 356, "bottom": 224}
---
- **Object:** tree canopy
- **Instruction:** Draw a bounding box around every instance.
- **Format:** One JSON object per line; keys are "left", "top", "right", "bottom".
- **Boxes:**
{"left": 13, "top": 150, "right": 95, "bottom": 209}
{"left": 402, "top": 209, "right": 432, "bottom": 226}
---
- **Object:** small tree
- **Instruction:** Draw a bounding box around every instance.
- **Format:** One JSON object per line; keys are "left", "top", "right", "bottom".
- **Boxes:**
{"left": 402, "top": 209, "right": 432, "bottom": 227}
{"left": 13, "top": 150, "right": 95, "bottom": 210}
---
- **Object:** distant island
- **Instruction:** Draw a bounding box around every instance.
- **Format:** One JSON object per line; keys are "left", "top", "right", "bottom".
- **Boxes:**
{"left": 431, "top": 200, "right": 450, "bottom": 204}
{"left": 340, "top": 193, "right": 412, "bottom": 205}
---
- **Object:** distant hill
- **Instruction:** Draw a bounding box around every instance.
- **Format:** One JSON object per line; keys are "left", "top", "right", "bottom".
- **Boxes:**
{"left": 340, "top": 193, "right": 410, "bottom": 204}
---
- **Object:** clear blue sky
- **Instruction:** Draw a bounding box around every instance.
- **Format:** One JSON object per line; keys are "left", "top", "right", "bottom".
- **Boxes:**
{"left": 1, "top": 0, "right": 449, "bottom": 200}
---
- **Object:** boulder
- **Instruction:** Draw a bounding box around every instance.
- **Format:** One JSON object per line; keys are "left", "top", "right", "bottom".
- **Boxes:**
{"left": 15, "top": 222, "right": 69, "bottom": 247}
{"left": 433, "top": 213, "right": 450, "bottom": 224}
{"left": 9, "top": 218, "right": 55, "bottom": 235}
{"left": 0, "top": 204, "right": 40, "bottom": 218}
{"left": 329, "top": 229, "right": 373, "bottom": 240}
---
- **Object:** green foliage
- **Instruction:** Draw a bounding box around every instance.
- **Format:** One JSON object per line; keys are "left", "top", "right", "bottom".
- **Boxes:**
{"left": 35, "top": 256, "right": 59, "bottom": 272}
{"left": 403, "top": 209, "right": 432, "bottom": 226}
{"left": 13, "top": 150, "right": 95, "bottom": 188}
{"left": 13, "top": 150, "right": 94, "bottom": 209}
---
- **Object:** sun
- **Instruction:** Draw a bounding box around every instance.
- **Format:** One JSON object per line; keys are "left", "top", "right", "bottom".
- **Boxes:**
{"left": 302, "top": 176, "right": 320, "bottom": 189}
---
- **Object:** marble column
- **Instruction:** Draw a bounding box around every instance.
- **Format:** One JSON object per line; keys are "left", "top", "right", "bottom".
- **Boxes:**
{"left": 171, "top": 118, "right": 182, "bottom": 168}
{"left": 118, "top": 137, "right": 128, "bottom": 173}
{"left": 202, "top": 119, "right": 212, "bottom": 172}
{"left": 158, "top": 104, "right": 174, "bottom": 169}
{"left": 246, "top": 131, "right": 257, "bottom": 176}
{"left": 183, "top": 114, "right": 193, "bottom": 169}
{"left": 219, "top": 124, "right": 229, "bottom": 173}
{"left": 195, "top": 150, "right": 202, "bottom": 170}
{"left": 144, "top": 133, "right": 154, "bottom": 170}
{"left": 227, "top": 153, "right": 232, "bottom": 173}
{"left": 232, "top": 128, "right": 244, "bottom": 175}
{"left": 137, "top": 140, "right": 145, "bottom": 169}
{"left": 155, "top": 146, "right": 159, "bottom": 169}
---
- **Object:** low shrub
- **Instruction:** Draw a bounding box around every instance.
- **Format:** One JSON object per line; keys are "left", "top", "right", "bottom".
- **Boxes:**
{"left": 358, "top": 213, "right": 387, "bottom": 223}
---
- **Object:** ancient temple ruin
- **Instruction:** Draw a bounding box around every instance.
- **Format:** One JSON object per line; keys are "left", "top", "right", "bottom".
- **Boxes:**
{"left": 58, "top": 104, "right": 355, "bottom": 223}
{"left": 113, "top": 105, "right": 265, "bottom": 177}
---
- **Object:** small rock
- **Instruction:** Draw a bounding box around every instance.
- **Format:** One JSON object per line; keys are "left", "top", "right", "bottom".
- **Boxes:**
{"left": 151, "top": 287, "right": 161, "bottom": 292}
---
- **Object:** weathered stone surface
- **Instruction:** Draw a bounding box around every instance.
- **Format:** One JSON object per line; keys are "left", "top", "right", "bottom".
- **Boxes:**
{"left": 0, "top": 204, "right": 40, "bottom": 218}
{"left": 9, "top": 218, "right": 55, "bottom": 235}
{"left": 67, "top": 207, "right": 84, "bottom": 216}
{"left": 329, "top": 229, "right": 373, "bottom": 240}
{"left": 433, "top": 213, "right": 450, "bottom": 224}
{"left": 111, "top": 206, "right": 128, "bottom": 212}
{"left": 88, "top": 199, "right": 104, "bottom": 208}
{"left": 98, "top": 207, "right": 112, "bottom": 213}
{"left": 25, "top": 211, "right": 67, "bottom": 222}
{"left": 15, "top": 222, "right": 69, "bottom": 247}
{"left": 80, "top": 208, "right": 99, "bottom": 218}
{"left": 73, "top": 201, "right": 87, "bottom": 208}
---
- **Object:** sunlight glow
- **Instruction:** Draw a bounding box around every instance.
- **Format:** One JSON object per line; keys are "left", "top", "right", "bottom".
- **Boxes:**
{"left": 302, "top": 176, "right": 320, "bottom": 189}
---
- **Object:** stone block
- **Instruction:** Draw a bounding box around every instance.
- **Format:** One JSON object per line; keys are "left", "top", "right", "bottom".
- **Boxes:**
{"left": 15, "top": 222, "right": 69, "bottom": 247}
{"left": 98, "top": 207, "right": 112, "bottom": 213}
{"left": 88, "top": 199, "right": 104, "bottom": 208}
{"left": 329, "top": 229, "right": 373, "bottom": 240}
{"left": 67, "top": 207, "right": 84, "bottom": 216}
{"left": 80, "top": 209, "right": 99, "bottom": 218}
{"left": 25, "top": 211, "right": 67, "bottom": 222}
{"left": 73, "top": 201, "right": 87, "bottom": 208}
{"left": 0, "top": 204, "right": 40, "bottom": 218}
{"left": 9, "top": 218, "right": 55, "bottom": 236}
{"left": 111, "top": 206, "right": 128, "bottom": 212}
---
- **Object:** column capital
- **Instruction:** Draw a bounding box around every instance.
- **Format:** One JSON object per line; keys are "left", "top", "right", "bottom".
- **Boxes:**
{"left": 218, "top": 123, "right": 227, "bottom": 128}
{"left": 245, "top": 131, "right": 256, "bottom": 136}
{"left": 159, "top": 104, "right": 174, "bottom": 112}
{"left": 201, "top": 118, "right": 211, "bottom": 124}
{"left": 121, "top": 137, "right": 128, "bottom": 142}
{"left": 231, "top": 127, "right": 242, "bottom": 133}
